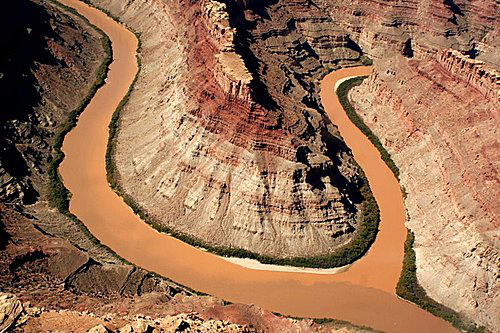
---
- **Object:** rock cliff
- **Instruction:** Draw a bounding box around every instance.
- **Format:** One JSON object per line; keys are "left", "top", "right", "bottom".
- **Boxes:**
{"left": 0, "top": 0, "right": 105, "bottom": 204}
{"left": 322, "top": 0, "right": 499, "bottom": 328}
{"left": 104, "top": 0, "right": 368, "bottom": 258}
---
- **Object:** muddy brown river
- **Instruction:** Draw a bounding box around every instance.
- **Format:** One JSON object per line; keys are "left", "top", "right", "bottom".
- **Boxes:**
{"left": 58, "top": 1, "right": 457, "bottom": 332}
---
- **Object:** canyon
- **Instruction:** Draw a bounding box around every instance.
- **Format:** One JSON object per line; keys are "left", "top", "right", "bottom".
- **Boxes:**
{"left": 0, "top": 0, "right": 498, "bottom": 332}
{"left": 109, "top": 0, "right": 370, "bottom": 259}
{"left": 0, "top": 1, "right": 373, "bottom": 332}
{"left": 98, "top": 0, "right": 498, "bottom": 329}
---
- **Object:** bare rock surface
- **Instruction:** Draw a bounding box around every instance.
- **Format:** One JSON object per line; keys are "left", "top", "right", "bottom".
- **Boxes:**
{"left": 97, "top": 0, "right": 368, "bottom": 258}
{"left": 324, "top": 1, "right": 500, "bottom": 328}
{"left": 0, "top": 293, "right": 23, "bottom": 333}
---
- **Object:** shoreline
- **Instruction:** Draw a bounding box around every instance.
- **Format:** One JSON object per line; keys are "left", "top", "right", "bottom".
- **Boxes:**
{"left": 221, "top": 256, "right": 350, "bottom": 274}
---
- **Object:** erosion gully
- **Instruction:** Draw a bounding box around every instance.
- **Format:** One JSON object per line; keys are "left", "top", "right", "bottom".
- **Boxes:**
{"left": 58, "top": 0, "right": 456, "bottom": 332}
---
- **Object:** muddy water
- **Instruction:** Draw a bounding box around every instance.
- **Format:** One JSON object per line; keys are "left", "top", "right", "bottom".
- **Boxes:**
{"left": 58, "top": 1, "right": 456, "bottom": 332}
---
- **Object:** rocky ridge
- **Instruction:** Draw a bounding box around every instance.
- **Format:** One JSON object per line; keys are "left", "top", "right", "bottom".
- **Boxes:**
{"left": 104, "top": 0, "right": 369, "bottom": 258}
{"left": 310, "top": 0, "right": 500, "bottom": 329}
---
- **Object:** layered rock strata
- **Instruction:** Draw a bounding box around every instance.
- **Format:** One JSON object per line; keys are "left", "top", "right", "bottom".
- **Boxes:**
{"left": 311, "top": 0, "right": 499, "bottom": 328}
{"left": 13, "top": 0, "right": 496, "bottom": 330}
{"left": 101, "top": 0, "right": 369, "bottom": 258}
{"left": 350, "top": 52, "right": 499, "bottom": 331}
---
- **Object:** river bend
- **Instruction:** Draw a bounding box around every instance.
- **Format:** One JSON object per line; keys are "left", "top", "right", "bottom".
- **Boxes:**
{"left": 58, "top": 1, "right": 456, "bottom": 332}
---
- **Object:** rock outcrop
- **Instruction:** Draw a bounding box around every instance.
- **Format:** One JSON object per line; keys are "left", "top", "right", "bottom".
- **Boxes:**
{"left": 16, "top": 302, "right": 369, "bottom": 333}
{"left": 101, "top": 0, "right": 368, "bottom": 258}
{"left": 0, "top": 293, "right": 23, "bottom": 333}
{"left": 323, "top": 0, "right": 499, "bottom": 328}
{"left": 0, "top": 0, "right": 106, "bottom": 204}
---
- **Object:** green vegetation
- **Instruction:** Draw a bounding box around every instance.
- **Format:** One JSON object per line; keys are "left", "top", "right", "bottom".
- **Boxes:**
{"left": 312, "top": 318, "right": 383, "bottom": 332}
{"left": 46, "top": 0, "right": 112, "bottom": 214}
{"left": 338, "top": 76, "right": 485, "bottom": 333}
{"left": 397, "top": 231, "right": 486, "bottom": 333}
{"left": 337, "top": 77, "right": 400, "bottom": 179}
{"left": 360, "top": 55, "right": 373, "bottom": 66}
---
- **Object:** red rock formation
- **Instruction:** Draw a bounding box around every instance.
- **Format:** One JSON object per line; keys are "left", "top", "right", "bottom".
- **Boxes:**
{"left": 346, "top": 25, "right": 499, "bottom": 333}
{"left": 437, "top": 49, "right": 500, "bottom": 100}
{"left": 98, "top": 0, "right": 366, "bottom": 258}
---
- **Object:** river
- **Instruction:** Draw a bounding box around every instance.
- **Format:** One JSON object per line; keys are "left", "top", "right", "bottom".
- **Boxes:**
{"left": 58, "top": 0, "right": 456, "bottom": 332}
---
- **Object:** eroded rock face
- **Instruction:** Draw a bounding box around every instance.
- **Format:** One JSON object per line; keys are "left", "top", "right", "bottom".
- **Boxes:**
{"left": 328, "top": 2, "right": 499, "bottom": 328}
{"left": 101, "top": 0, "right": 367, "bottom": 258}
{"left": 351, "top": 52, "right": 499, "bottom": 331}
{"left": 93, "top": 0, "right": 498, "bottom": 329}
{"left": 0, "top": 293, "right": 23, "bottom": 333}
{"left": 0, "top": 0, "right": 105, "bottom": 204}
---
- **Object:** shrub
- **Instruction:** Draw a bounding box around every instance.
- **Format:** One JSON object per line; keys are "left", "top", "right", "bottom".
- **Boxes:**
{"left": 360, "top": 55, "right": 373, "bottom": 66}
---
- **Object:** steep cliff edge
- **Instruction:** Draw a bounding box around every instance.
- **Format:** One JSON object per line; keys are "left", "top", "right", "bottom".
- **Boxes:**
{"left": 104, "top": 0, "right": 370, "bottom": 258}
{"left": 0, "top": 0, "right": 105, "bottom": 204}
{"left": 350, "top": 51, "right": 499, "bottom": 331}
{"left": 325, "top": 1, "right": 499, "bottom": 328}
{"left": 0, "top": 2, "right": 371, "bottom": 331}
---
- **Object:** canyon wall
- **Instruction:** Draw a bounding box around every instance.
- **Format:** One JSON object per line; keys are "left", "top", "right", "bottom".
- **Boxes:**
{"left": 87, "top": 0, "right": 498, "bottom": 330}
{"left": 0, "top": 0, "right": 106, "bottom": 204}
{"left": 100, "top": 0, "right": 369, "bottom": 258}
{"left": 317, "top": 0, "right": 499, "bottom": 329}
{"left": 350, "top": 52, "right": 499, "bottom": 331}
